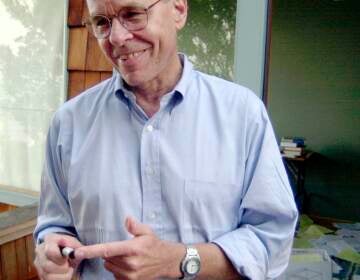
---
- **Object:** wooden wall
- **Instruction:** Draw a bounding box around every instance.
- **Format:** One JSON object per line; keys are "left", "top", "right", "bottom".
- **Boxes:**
{"left": 0, "top": 203, "right": 17, "bottom": 214}
{"left": 0, "top": 235, "right": 38, "bottom": 280}
{"left": 0, "top": 205, "right": 38, "bottom": 280}
{"left": 68, "top": 0, "right": 113, "bottom": 99}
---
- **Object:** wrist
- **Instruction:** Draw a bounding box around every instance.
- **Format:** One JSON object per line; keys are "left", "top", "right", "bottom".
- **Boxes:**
{"left": 162, "top": 241, "right": 186, "bottom": 279}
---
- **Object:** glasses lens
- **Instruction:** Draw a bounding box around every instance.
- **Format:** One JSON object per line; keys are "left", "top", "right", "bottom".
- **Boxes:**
{"left": 119, "top": 8, "right": 147, "bottom": 31}
{"left": 90, "top": 15, "right": 111, "bottom": 38}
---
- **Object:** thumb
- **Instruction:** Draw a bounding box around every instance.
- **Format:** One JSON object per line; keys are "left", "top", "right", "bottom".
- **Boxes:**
{"left": 125, "top": 217, "right": 153, "bottom": 237}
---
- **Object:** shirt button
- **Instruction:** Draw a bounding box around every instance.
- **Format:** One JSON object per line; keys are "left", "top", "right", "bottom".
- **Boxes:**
{"left": 146, "top": 125, "right": 154, "bottom": 132}
{"left": 148, "top": 212, "right": 157, "bottom": 219}
{"left": 146, "top": 166, "right": 155, "bottom": 175}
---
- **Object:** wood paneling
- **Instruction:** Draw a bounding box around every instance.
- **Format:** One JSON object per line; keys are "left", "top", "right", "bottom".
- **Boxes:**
{"left": 1, "top": 242, "right": 18, "bottom": 279}
{"left": 101, "top": 71, "right": 113, "bottom": 81}
{"left": 68, "top": 28, "right": 88, "bottom": 70}
{"left": 67, "top": 0, "right": 112, "bottom": 99}
{"left": 15, "top": 238, "right": 27, "bottom": 279}
{"left": 68, "top": 0, "right": 85, "bottom": 27}
{"left": 68, "top": 71, "right": 85, "bottom": 99}
{"left": 25, "top": 235, "right": 37, "bottom": 278}
{"left": 0, "top": 235, "right": 38, "bottom": 280}
{"left": 85, "top": 34, "right": 112, "bottom": 72}
{"left": 0, "top": 204, "right": 38, "bottom": 279}
{"left": 68, "top": 71, "right": 113, "bottom": 99}
{"left": 85, "top": 71, "right": 101, "bottom": 89}
{"left": 0, "top": 203, "right": 16, "bottom": 214}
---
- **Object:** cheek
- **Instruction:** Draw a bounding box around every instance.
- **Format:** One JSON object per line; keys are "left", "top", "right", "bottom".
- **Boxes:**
{"left": 98, "top": 40, "right": 112, "bottom": 58}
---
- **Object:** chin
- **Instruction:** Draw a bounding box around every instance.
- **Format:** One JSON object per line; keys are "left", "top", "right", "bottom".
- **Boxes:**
{"left": 119, "top": 68, "right": 151, "bottom": 87}
{"left": 122, "top": 74, "right": 147, "bottom": 88}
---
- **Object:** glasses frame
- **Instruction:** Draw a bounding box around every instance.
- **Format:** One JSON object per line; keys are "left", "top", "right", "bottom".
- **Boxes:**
{"left": 84, "top": 0, "right": 163, "bottom": 39}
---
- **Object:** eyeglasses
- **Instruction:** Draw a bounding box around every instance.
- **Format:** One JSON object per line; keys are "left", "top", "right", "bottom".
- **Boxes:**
{"left": 84, "top": 0, "right": 163, "bottom": 39}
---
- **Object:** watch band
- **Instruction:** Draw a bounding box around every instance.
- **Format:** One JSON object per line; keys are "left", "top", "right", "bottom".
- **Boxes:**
{"left": 179, "top": 246, "right": 201, "bottom": 279}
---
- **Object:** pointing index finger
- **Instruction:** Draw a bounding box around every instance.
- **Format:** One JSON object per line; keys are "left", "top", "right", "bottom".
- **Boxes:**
{"left": 75, "top": 241, "right": 134, "bottom": 260}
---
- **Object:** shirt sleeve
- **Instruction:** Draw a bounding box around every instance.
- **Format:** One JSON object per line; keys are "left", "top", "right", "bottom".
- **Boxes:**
{"left": 34, "top": 112, "right": 76, "bottom": 243}
{"left": 212, "top": 96, "right": 298, "bottom": 279}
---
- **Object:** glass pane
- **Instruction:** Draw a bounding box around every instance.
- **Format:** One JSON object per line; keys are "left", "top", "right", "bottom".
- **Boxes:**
{"left": 178, "top": 0, "right": 237, "bottom": 81}
{"left": 0, "top": 0, "right": 66, "bottom": 191}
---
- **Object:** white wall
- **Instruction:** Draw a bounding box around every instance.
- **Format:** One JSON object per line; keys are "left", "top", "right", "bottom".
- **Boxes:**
{"left": 234, "top": 0, "right": 269, "bottom": 98}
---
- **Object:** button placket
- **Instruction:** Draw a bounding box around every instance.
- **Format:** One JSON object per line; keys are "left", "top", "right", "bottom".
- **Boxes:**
{"left": 140, "top": 120, "right": 162, "bottom": 230}
{"left": 146, "top": 124, "right": 154, "bottom": 132}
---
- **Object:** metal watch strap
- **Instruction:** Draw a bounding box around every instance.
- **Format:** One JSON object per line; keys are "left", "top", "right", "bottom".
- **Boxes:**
{"left": 179, "top": 246, "right": 201, "bottom": 279}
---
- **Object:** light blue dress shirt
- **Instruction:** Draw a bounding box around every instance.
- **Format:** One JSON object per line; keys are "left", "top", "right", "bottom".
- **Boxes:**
{"left": 35, "top": 55, "right": 298, "bottom": 279}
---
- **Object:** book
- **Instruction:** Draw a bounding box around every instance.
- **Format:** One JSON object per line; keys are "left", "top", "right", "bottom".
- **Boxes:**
{"left": 281, "top": 153, "right": 298, "bottom": 159}
{"left": 282, "top": 150, "right": 302, "bottom": 157}
{"left": 280, "top": 142, "right": 298, "bottom": 148}
{"left": 281, "top": 136, "right": 306, "bottom": 147}
{"left": 283, "top": 147, "right": 303, "bottom": 152}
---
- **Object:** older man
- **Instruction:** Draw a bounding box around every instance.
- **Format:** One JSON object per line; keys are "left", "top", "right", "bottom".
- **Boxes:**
{"left": 34, "top": 0, "right": 298, "bottom": 279}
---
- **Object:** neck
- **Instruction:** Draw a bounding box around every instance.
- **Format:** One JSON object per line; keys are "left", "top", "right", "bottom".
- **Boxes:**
{"left": 129, "top": 55, "right": 183, "bottom": 117}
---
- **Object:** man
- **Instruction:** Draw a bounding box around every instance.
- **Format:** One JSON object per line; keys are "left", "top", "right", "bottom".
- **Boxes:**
{"left": 34, "top": 0, "right": 298, "bottom": 279}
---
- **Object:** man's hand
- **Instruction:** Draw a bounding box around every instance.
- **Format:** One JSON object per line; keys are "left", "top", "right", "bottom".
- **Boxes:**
{"left": 34, "top": 233, "right": 82, "bottom": 280}
{"left": 75, "top": 217, "right": 185, "bottom": 280}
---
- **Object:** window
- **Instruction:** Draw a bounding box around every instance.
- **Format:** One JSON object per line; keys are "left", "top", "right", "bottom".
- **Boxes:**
{"left": 0, "top": 0, "right": 67, "bottom": 192}
{"left": 178, "top": 0, "right": 237, "bottom": 81}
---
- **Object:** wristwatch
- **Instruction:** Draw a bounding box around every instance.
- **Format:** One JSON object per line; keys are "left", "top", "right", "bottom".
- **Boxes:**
{"left": 179, "top": 246, "right": 201, "bottom": 279}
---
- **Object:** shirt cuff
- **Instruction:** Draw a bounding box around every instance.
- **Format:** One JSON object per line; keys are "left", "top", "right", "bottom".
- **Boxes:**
{"left": 35, "top": 226, "right": 76, "bottom": 244}
{"left": 212, "top": 231, "right": 267, "bottom": 280}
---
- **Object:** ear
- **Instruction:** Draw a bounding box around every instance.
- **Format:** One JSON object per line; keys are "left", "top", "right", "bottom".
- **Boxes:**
{"left": 172, "top": 0, "right": 188, "bottom": 30}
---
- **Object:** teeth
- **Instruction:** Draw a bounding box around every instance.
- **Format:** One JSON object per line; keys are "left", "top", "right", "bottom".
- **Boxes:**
{"left": 120, "top": 50, "right": 145, "bottom": 60}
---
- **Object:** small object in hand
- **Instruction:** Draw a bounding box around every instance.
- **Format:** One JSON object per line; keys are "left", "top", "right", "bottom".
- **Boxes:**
{"left": 60, "top": 246, "right": 75, "bottom": 259}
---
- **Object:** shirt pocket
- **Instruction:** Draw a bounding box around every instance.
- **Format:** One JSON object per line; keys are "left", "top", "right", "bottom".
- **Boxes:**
{"left": 183, "top": 179, "right": 240, "bottom": 239}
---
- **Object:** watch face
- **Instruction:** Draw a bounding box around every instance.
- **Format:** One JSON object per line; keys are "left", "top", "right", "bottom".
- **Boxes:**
{"left": 185, "top": 259, "right": 200, "bottom": 275}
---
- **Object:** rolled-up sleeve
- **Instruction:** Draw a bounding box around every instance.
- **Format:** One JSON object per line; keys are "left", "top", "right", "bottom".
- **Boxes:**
{"left": 213, "top": 99, "right": 298, "bottom": 279}
{"left": 34, "top": 112, "right": 76, "bottom": 243}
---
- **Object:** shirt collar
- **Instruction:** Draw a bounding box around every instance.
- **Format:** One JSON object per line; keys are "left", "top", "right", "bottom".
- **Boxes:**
{"left": 173, "top": 53, "right": 193, "bottom": 99}
{"left": 114, "top": 53, "right": 193, "bottom": 108}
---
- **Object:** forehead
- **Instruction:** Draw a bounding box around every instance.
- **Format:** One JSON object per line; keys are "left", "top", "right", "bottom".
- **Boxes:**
{"left": 87, "top": 0, "right": 148, "bottom": 13}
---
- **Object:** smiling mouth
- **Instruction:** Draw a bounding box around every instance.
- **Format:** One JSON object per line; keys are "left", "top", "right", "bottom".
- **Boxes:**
{"left": 119, "top": 49, "right": 147, "bottom": 61}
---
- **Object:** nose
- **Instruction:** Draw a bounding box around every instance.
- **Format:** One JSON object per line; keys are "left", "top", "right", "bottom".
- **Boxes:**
{"left": 108, "top": 18, "right": 133, "bottom": 46}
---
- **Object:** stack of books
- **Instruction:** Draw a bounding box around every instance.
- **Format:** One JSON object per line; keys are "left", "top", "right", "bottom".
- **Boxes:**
{"left": 280, "top": 137, "right": 306, "bottom": 158}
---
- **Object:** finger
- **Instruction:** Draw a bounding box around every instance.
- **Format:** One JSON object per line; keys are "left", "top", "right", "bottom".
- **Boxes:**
{"left": 125, "top": 217, "right": 153, "bottom": 237}
{"left": 43, "top": 241, "right": 67, "bottom": 266}
{"left": 42, "top": 267, "right": 74, "bottom": 280}
{"left": 58, "top": 237, "right": 82, "bottom": 266}
{"left": 41, "top": 259, "right": 71, "bottom": 274}
{"left": 43, "top": 233, "right": 82, "bottom": 265}
{"left": 58, "top": 235, "right": 83, "bottom": 249}
{"left": 75, "top": 241, "right": 134, "bottom": 260}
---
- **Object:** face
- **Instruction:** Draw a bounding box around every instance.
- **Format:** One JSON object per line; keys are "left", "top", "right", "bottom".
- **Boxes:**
{"left": 86, "top": 0, "right": 188, "bottom": 89}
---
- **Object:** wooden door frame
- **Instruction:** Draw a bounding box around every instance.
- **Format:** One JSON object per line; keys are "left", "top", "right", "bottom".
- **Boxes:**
{"left": 262, "top": 0, "right": 273, "bottom": 107}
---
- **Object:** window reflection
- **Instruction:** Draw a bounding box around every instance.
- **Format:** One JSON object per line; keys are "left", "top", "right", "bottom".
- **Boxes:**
{"left": 178, "top": 0, "right": 236, "bottom": 81}
{"left": 0, "top": 0, "right": 66, "bottom": 191}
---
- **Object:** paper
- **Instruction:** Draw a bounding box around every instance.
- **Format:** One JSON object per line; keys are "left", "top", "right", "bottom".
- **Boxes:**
{"left": 336, "top": 229, "right": 360, "bottom": 253}
{"left": 334, "top": 223, "right": 360, "bottom": 231}
{"left": 277, "top": 249, "right": 332, "bottom": 280}
{"left": 337, "top": 249, "right": 360, "bottom": 265}
{"left": 311, "top": 235, "right": 360, "bottom": 264}
{"left": 298, "top": 224, "right": 334, "bottom": 239}
{"left": 293, "top": 237, "right": 313, "bottom": 249}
